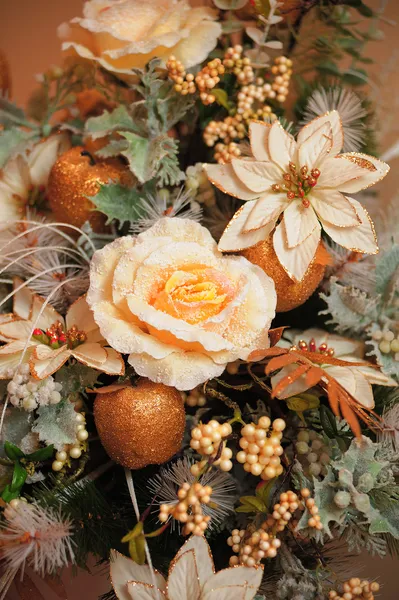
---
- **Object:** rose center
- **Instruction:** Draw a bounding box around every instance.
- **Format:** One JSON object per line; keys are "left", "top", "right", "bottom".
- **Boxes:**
{"left": 32, "top": 321, "right": 87, "bottom": 350}
{"left": 271, "top": 163, "right": 321, "bottom": 208}
{"left": 290, "top": 337, "right": 335, "bottom": 357}
{"left": 152, "top": 266, "right": 234, "bottom": 325}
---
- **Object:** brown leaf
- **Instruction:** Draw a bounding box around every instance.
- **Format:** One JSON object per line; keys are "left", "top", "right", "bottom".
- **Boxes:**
{"left": 271, "top": 364, "right": 310, "bottom": 398}
{"left": 248, "top": 347, "right": 288, "bottom": 361}
{"left": 327, "top": 379, "right": 341, "bottom": 417}
{"left": 340, "top": 396, "right": 362, "bottom": 439}
{"left": 265, "top": 352, "right": 300, "bottom": 375}
{"left": 305, "top": 366, "right": 323, "bottom": 387}
{"left": 86, "top": 383, "right": 131, "bottom": 394}
{"left": 269, "top": 326, "right": 289, "bottom": 347}
{"left": 299, "top": 350, "right": 370, "bottom": 368}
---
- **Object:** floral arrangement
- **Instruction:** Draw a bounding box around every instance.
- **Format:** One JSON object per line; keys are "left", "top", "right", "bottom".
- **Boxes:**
{"left": 0, "top": 1, "right": 398, "bottom": 598}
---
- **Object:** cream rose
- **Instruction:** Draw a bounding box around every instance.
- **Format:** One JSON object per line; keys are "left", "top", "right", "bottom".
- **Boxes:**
{"left": 87, "top": 218, "right": 276, "bottom": 389}
{"left": 58, "top": 0, "right": 222, "bottom": 80}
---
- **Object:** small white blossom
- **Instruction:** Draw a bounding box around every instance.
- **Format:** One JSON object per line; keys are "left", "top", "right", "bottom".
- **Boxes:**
{"left": 7, "top": 364, "right": 62, "bottom": 411}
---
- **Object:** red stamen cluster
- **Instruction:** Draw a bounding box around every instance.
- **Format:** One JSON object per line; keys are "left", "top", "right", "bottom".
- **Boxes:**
{"left": 32, "top": 321, "right": 86, "bottom": 349}
{"left": 292, "top": 338, "right": 335, "bottom": 357}
{"left": 272, "top": 164, "right": 321, "bottom": 208}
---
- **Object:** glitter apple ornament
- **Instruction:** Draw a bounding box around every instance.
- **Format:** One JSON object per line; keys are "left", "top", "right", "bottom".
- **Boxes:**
{"left": 241, "top": 236, "right": 327, "bottom": 312}
{"left": 93, "top": 379, "right": 186, "bottom": 469}
{"left": 47, "top": 146, "right": 134, "bottom": 232}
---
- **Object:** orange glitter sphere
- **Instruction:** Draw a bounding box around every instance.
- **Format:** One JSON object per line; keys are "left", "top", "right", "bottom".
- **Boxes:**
{"left": 94, "top": 379, "right": 186, "bottom": 469}
{"left": 241, "top": 237, "right": 326, "bottom": 312}
{"left": 47, "top": 146, "right": 134, "bottom": 232}
{"left": 0, "top": 50, "right": 11, "bottom": 95}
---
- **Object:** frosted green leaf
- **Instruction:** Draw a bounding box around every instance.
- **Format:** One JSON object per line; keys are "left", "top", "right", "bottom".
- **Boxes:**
{"left": 0, "top": 129, "right": 38, "bottom": 168}
{"left": 88, "top": 182, "right": 145, "bottom": 227}
{"left": 32, "top": 401, "right": 78, "bottom": 451}
{"left": 56, "top": 363, "right": 100, "bottom": 397}
{"left": 120, "top": 132, "right": 150, "bottom": 183}
{"left": 375, "top": 245, "right": 399, "bottom": 295}
{"left": 85, "top": 105, "right": 137, "bottom": 139}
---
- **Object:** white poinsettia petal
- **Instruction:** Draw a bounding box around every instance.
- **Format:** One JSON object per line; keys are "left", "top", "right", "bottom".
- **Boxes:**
{"left": 0, "top": 155, "right": 30, "bottom": 199}
{"left": 12, "top": 277, "right": 33, "bottom": 320}
{"left": 325, "top": 365, "right": 356, "bottom": 396}
{"left": 267, "top": 120, "right": 297, "bottom": 170}
{"left": 249, "top": 120, "right": 272, "bottom": 162}
{"left": 204, "top": 163, "right": 260, "bottom": 201}
{"left": 335, "top": 153, "right": 390, "bottom": 194}
{"left": 167, "top": 549, "right": 202, "bottom": 600}
{"left": 30, "top": 346, "right": 70, "bottom": 379}
{"left": 297, "top": 110, "right": 343, "bottom": 156}
{"left": 232, "top": 158, "right": 282, "bottom": 193}
{"left": 71, "top": 342, "right": 107, "bottom": 365}
{"left": 110, "top": 550, "right": 167, "bottom": 600}
{"left": 0, "top": 349, "right": 32, "bottom": 379}
{"left": 126, "top": 296, "right": 233, "bottom": 353}
{"left": 242, "top": 193, "right": 289, "bottom": 233}
{"left": 101, "top": 348, "right": 125, "bottom": 375}
{"left": 283, "top": 201, "right": 319, "bottom": 248}
{"left": 322, "top": 197, "right": 378, "bottom": 254}
{"left": 273, "top": 220, "right": 321, "bottom": 282}
{"left": 218, "top": 203, "right": 277, "bottom": 252}
{"left": 202, "top": 566, "right": 263, "bottom": 599}
{"left": 173, "top": 536, "right": 215, "bottom": 587}
{"left": 30, "top": 295, "right": 65, "bottom": 331}
{"left": 127, "top": 582, "right": 165, "bottom": 600}
{"left": 66, "top": 295, "right": 98, "bottom": 333}
{"left": 271, "top": 363, "right": 311, "bottom": 399}
{"left": 352, "top": 369, "right": 375, "bottom": 408}
{"left": 0, "top": 319, "right": 35, "bottom": 341}
{"left": 327, "top": 365, "right": 375, "bottom": 409}
{"left": 28, "top": 134, "right": 71, "bottom": 187}
{"left": 297, "top": 121, "right": 333, "bottom": 169}
{"left": 316, "top": 156, "right": 367, "bottom": 189}
{"left": 310, "top": 190, "right": 359, "bottom": 227}
{"left": 128, "top": 350, "right": 226, "bottom": 391}
{"left": 354, "top": 364, "right": 396, "bottom": 387}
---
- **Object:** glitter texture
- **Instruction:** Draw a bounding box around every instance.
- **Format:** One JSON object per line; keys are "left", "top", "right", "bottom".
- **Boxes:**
{"left": 94, "top": 379, "right": 186, "bottom": 469}
{"left": 241, "top": 237, "right": 325, "bottom": 312}
{"left": 47, "top": 146, "right": 133, "bottom": 232}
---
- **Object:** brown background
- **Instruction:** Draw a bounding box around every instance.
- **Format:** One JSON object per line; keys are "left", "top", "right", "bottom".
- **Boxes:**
{"left": 1, "top": 0, "right": 398, "bottom": 597}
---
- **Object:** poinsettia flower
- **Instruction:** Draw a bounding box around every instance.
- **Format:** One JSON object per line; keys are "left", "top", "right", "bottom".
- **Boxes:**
{"left": 205, "top": 111, "right": 389, "bottom": 281}
{"left": 0, "top": 134, "right": 70, "bottom": 230}
{"left": 110, "top": 535, "right": 263, "bottom": 600}
{"left": 0, "top": 279, "right": 124, "bottom": 379}
{"left": 271, "top": 328, "right": 396, "bottom": 408}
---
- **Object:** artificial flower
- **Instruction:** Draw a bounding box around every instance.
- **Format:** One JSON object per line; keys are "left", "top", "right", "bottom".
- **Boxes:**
{"left": 58, "top": 0, "right": 222, "bottom": 81}
{"left": 0, "top": 280, "right": 124, "bottom": 380}
{"left": 271, "top": 328, "right": 396, "bottom": 408}
{"left": 87, "top": 218, "right": 276, "bottom": 390}
{"left": 300, "top": 87, "right": 367, "bottom": 152}
{"left": 205, "top": 111, "right": 389, "bottom": 281}
{"left": 110, "top": 534, "right": 263, "bottom": 600}
{"left": 0, "top": 134, "right": 71, "bottom": 229}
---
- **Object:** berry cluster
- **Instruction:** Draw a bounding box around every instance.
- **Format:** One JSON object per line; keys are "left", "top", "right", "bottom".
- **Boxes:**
{"left": 32, "top": 321, "right": 86, "bottom": 350}
{"left": 228, "top": 528, "right": 281, "bottom": 567}
{"left": 190, "top": 420, "right": 233, "bottom": 473}
{"left": 236, "top": 417, "right": 285, "bottom": 480}
{"left": 270, "top": 56, "right": 293, "bottom": 103}
{"left": 228, "top": 489, "right": 322, "bottom": 566}
{"left": 51, "top": 412, "right": 88, "bottom": 472}
{"left": 223, "top": 45, "right": 254, "bottom": 85}
{"left": 7, "top": 364, "right": 62, "bottom": 411}
{"left": 185, "top": 163, "right": 216, "bottom": 207}
{"left": 181, "top": 386, "right": 207, "bottom": 408}
{"left": 166, "top": 56, "right": 225, "bottom": 104}
{"left": 329, "top": 579, "right": 380, "bottom": 600}
{"left": 159, "top": 482, "right": 212, "bottom": 536}
{"left": 271, "top": 164, "right": 321, "bottom": 209}
{"left": 372, "top": 328, "right": 399, "bottom": 361}
{"left": 296, "top": 429, "right": 330, "bottom": 478}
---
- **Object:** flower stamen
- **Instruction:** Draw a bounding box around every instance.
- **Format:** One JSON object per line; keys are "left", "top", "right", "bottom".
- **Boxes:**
{"left": 272, "top": 165, "right": 321, "bottom": 207}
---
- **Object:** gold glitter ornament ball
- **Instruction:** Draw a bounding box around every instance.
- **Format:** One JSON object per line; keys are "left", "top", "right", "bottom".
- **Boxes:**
{"left": 47, "top": 146, "right": 134, "bottom": 232}
{"left": 94, "top": 379, "right": 186, "bottom": 469}
{"left": 241, "top": 237, "right": 326, "bottom": 312}
{"left": 0, "top": 50, "right": 11, "bottom": 95}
